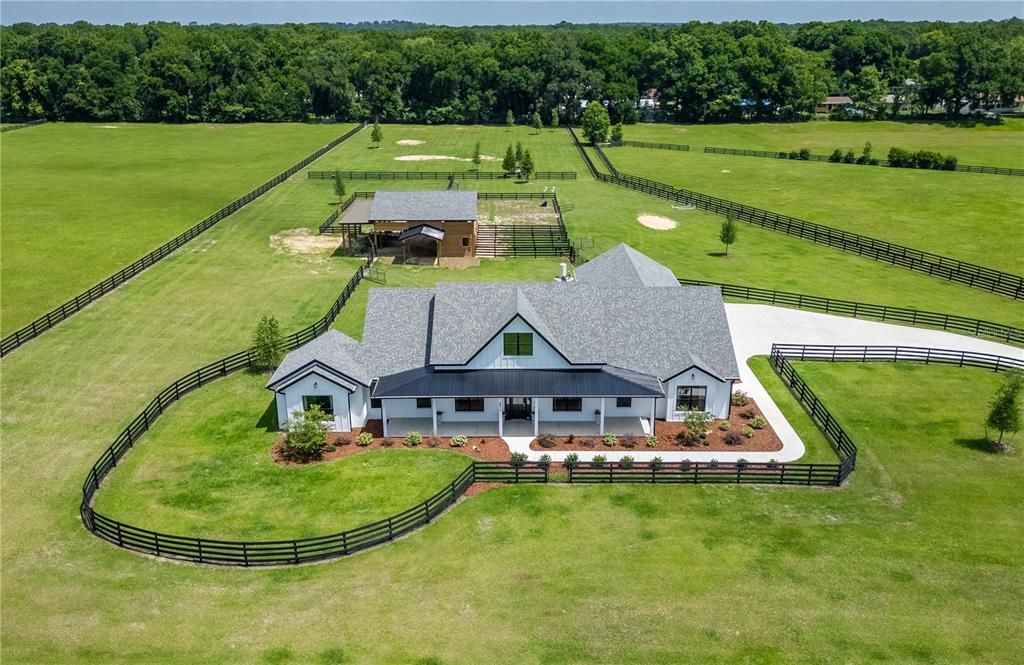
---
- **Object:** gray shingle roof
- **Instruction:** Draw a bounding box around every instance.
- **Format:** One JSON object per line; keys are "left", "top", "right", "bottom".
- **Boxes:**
{"left": 369, "top": 190, "right": 478, "bottom": 222}
{"left": 573, "top": 243, "right": 680, "bottom": 288}
{"left": 359, "top": 287, "right": 435, "bottom": 376}
{"left": 266, "top": 330, "right": 370, "bottom": 388}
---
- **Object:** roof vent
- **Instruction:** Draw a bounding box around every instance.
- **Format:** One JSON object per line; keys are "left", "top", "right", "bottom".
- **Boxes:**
{"left": 554, "top": 262, "right": 574, "bottom": 283}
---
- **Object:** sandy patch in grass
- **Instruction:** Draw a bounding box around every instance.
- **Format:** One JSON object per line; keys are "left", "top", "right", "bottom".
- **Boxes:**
{"left": 637, "top": 214, "right": 678, "bottom": 230}
{"left": 396, "top": 139, "right": 425, "bottom": 146}
{"left": 481, "top": 199, "right": 560, "bottom": 226}
{"left": 270, "top": 228, "right": 341, "bottom": 260}
{"left": 95, "top": 125, "right": 120, "bottom": 129}
{"left": 721, "top": 169, "right": 731, "bottom": 173}
{"left": 394, "top": 154, "right": 499, "bottom": 162}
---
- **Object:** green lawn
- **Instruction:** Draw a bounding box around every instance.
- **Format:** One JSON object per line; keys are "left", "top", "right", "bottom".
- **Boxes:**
{"left": 316, "top": 123, "right": 583, "bottom": 173}
{"left": 94, "top": 371, "right": 472, "bottom": 540}
{"left": 0, "top": 121, "right": 355, "bottom": 334}
{"left": 621, "top": 118, "right": 1024, "bottom": 167}
{"left": 605, "top": 146, "right": 1023, "bottom": 274}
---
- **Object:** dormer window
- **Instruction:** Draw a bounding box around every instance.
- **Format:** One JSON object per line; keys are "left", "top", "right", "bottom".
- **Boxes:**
{"left": 503, "top": 332, "right": 533, "bottom": 356}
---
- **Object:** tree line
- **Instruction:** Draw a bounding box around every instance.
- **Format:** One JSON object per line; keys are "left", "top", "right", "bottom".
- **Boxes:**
{"left": 2, "top": 19, "right": 1022, "bottom": 124}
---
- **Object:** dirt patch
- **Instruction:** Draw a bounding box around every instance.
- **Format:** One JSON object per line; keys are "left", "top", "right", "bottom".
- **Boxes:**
{"left": 529, "top": 398, "right": 782, "bottom": 454}
{"left": 438, "top": 256, "right": 481, "bottom": 268}
{"left": 720, "top": 169, "right": 731, "bottom": 173}
{"left": 269, "top": 228, "right": 342, "bottom": 261}
{"left": 95, "top": 125, "right": 119, "bottom": 129}
{"left": 396, "top": 139, "right": 425, "bottom": 146}
{"left": 637, "top": 214, "right": 678, "bottom": 231}
{"left": 393, "top": 154, "right": 499, "bottom": 162}
{"left": 464, "top": 482, "right": 504, "bottom": 498}
{"left": 480, "top": 199, "right": 560, "bottom": 226}
{"left": 273, "top": 424, "right": 512, "bottom": 467}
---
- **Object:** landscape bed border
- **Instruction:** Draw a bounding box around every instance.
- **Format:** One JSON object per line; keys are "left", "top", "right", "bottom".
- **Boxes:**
{"left": 569, "top": 128, "right": 1023, "bottom": 300}
{"left": 0, "top": 122, "right": 367, "bottom": 357}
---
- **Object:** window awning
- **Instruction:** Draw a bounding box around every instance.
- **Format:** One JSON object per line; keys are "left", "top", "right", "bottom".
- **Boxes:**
{"left": 398, "top": 224, "right": 445, "bottom": 242}
{"left": 372, "top": 366, "right": 664, "bottom": 399}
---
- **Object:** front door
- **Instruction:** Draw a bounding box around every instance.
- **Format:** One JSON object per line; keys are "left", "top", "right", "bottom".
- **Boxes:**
{"left": 504, "top": 397, "right": 532, "bottom": 420}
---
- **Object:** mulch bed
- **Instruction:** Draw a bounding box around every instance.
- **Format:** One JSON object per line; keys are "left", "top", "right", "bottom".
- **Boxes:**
{"left": 528, "top": 397, "right": 782, "bottom": 454}
{"left": 273, "top": 422, "right": 511, "bottom": 467}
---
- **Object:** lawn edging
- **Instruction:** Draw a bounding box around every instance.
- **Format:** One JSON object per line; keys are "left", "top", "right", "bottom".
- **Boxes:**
{"left": 0, "top": 122, "right": 366, "bottom": 357}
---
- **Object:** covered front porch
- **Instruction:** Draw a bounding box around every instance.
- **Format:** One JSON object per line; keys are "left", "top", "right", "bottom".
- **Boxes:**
{"left": 383, "top": 413, "right": 653, "bottom": 438}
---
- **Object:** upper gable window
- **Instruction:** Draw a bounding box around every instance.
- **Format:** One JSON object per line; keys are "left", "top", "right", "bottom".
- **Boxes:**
{"left": 502, "top": 332, "right": 533, "bottom": 356}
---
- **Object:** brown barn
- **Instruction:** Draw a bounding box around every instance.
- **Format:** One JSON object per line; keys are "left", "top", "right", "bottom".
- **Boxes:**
{"left": 368, "top": 190, "right": 478, "bottom": 259}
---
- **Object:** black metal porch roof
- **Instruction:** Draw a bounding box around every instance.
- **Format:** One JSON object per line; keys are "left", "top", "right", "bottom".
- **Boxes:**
{"left": 398, "top": 224, "right": 445, "bottom": 242}
{"left": 372, "top": 366, "right": 665, "bottom": 399}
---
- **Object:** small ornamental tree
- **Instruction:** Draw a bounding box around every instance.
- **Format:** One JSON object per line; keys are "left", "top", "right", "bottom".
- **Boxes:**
{"left": 370, "top": 121, "right": 383, "bottom": 148}
{"left": 610, "top": 123, "right": 623, "bottom": 144}
{"left": 520, "top": 149, "right": 535, "bottom": 180}
{"left": 581, "top": 100, "right": 610, "bottom": 144}
{"left": 282, "top": 405, "right": 329, "bottom": 462}
{"left": 531, "top": 111, "right": 542, "bottom": 133}
{"left": 252, "top": 314, "right": 284, "bottom": 368}
{"left": 333, "top": 173, "right": 346, "bottom": 200}
{"left": 719, "top": 212, "right": 738, "bottom": 255}
{"left": 986, "top": 371, "right": 1023, "bottom": 452}
{"left": 550, "top": 108, "right": 560, "bottom": 128}
{"left": 472, "top": 141, "right": 481, "bottom": 168}
{"left": 506, "top": 109, "right": 514, "bottom": 127}
{"left": 514, "top": 141, "right": 524, "bottom": 166}
{"left": 502, "top": 144, "right": 516, "bottom": 175}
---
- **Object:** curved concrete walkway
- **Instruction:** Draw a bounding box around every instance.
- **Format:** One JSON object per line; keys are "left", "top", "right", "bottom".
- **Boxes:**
{"left": 508, "top": 305, "right": 1023, "bottom": 463}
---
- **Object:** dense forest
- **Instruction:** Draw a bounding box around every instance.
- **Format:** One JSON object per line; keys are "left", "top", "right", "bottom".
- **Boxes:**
{"left": 2, "top": 19, "right": 1022, "bottom": 124}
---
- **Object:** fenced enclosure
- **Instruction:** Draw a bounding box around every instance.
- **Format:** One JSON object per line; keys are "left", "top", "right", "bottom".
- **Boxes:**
{"left": 568, "top": 130, "right": 1024, "bottom": 300}
{"left": 704, "top": 146, "right": 1024, "bottom": 177}
{"left": 1, "top": 119, "right": 46, "bottom": 132}
{"left": 677, "top": 278, "right": 1024, "bottom": 345}
{"left": 771, "top": 344, "right": 1024, "bottom": 372}
{"left": 566, "top": 461, "right": 845, "bottom": 485}
{"left": 1, "top": 122, "right": 367, "bottom": 357}
{"left": 309, "top": 170, "right": 577, "bottom": 180}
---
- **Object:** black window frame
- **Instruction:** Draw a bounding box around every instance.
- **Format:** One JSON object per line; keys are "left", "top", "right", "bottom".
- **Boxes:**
{"left": 416, "top": 397, "right": 432, "bottom": 409}
{"left": 552, "top": 397, "right": 583, "bottom": 412}
{"left": 302, "top": 395, "right": 335, "bottom": 416}
{"left": 502, "top": 332, "right": 534, "bottom": 357}
{"left": 454, "top": 397, "right": 486, "bottom": 412}
{"left": 616, "top": 397, "right": 632, "bottom": 408}
{"left": 461, "top": 236, "right": 470, "bottom": 247}
{"left": 369, "top": 379, "right": 381, "bottom": 409}
{"left": 675, "top": 386, "right": 708, "bottom": 412}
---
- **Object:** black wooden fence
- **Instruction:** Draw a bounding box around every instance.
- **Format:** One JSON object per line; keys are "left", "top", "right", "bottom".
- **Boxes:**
{"left": 1, "top": 119, "right": 46, "bottom": 132}
{"left": 309, "top": 170, "right": 577, "bottom": 180}
{"left": 611, "top": 140, "right": 690, "bottom": 152}
{"left": 569, "top": 131, "right": 1024, "bottom": 300}
{"left": 677, "top": 278, "right": 1024, "bottom": 346}
{"left": 566, "top": 460, "right": 845, "bottom": 485}
{"left": 704, "top": 146, "right": 1024, "bottom": 177}
{"left": 318, "top": 192, "right": 374, "bottom": 234}
{"left": 1, "top": 122, "right": 367, "bottom": 357}
{"left": 771, "top": 343, "right": 1024, "bottom": 372}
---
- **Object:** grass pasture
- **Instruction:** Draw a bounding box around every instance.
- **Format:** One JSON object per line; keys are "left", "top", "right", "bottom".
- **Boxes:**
{"left": 623, "top": 117, "right": 1024, "bottom": 167}
{"left": 0, "top": 121, "right": 354, "bottom": 334}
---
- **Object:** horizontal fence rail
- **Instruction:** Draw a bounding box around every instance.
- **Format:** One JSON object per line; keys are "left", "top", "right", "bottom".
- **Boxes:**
{"left": 1, "top": 122, "right": 367, "bottom": 357}
{"left": 309, "top": 170, "right": 577, "bottom": 180}
{"left": 704, "top": 146, "right": 1024, "bottom": 177}
{"left": 1, "top": 119, "right": 47, "bottom": 132}
{"left": 575, "top": 135, "right": 1024, "bottom": 300}
{"left": 567, "top": 461, "right": 844, "bottom": 485}
{"left": 771, "top": 344, "right": 1024, "bottom": 372}
{"left": 678, "top": 278, "right": 1024, "bottom": 346}
{"left": 611, "top": 139, "right": 690, "bottom": 152}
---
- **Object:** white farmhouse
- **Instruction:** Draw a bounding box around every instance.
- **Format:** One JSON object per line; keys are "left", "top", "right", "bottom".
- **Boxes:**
{"left": 267, "top": 244, "right": 740, "bottom": 437}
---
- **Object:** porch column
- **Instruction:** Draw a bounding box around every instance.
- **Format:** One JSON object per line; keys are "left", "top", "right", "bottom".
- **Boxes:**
{"left": 498, "top": 400, "right": 503, "bottom": 437}
{"left": 650, "top": 399, "right": 657, "bottom": 436}
{"left": 431, "top": 398, "right": 438, "bottom": 436}
{"left": 381, "top": 399, "right": 389, "bottom": 438}
{"left": 599, "top": 397, "right": 606, "bottom": 435}
{"left": 534, "top": 398, "right": 539, "bottom": 437}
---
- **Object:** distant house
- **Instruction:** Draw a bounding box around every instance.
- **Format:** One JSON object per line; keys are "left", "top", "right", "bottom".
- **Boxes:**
{"left": 267, "top": 244, "right": 741, "bottom": 437}
{"left": 638, "top": 88, "right": 658, "bottom": 109}
{"left": 815, "top": 95, "right": 853, "bottom": 114}
{"left": 368, "top": 190, "right": 478, "bottom": 258}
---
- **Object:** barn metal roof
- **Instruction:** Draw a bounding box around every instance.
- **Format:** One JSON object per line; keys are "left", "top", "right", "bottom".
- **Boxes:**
{"left": 369, "top": 190, "right": 478, "bottom": 222}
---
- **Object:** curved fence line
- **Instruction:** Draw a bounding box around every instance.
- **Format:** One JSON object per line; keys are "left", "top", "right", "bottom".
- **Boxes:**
{"left": 1, "top": 119, "right": 47, "bottom": 133}
{"left": 678, "top": 278, "right": 1023, "bottom": 346}
{"left": 704, "top": 146, "right": 1024, "bottom": 177}
{"left": 309, "top": 170, "right": 577, "bottom": 180}
{"left": 568, "top": 131, "right": 1023, "bottom": 300}
{"left": 771, "top": 343, "right": 1024, "bottom": 371}
{"left": 1, "top": 122, "right": 367, "bottom": 357}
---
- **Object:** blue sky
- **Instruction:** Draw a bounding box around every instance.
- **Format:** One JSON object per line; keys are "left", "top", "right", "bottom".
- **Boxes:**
{"left": 2, "top": 1, "right": 1020, "bottom": 26}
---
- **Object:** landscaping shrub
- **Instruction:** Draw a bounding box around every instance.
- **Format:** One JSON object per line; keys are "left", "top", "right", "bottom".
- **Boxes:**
{"left": 843, "top": 149, "right": 856, "bottom": 164}
{"left": 324, "top": 444, "right": 336, "bottom": 453}
{"left": 425, "top": 436, "right": 441, "bottom": 448}
{"left": 592, "top": 455, "right": 607, "bottom": 468}
{"left": 798, "top": 148, "right": 811, "bottom": 160}
{"left": 650, "top": 456, "right": 664, "bottom": 470}
{"left": 707, "top": 458, "right": 719, "bottom": 468}
{"left": 404, "top": 431, "right": 423, "bottom": 447}
{"left": 449, "top": 434, "right": 467, "bottom": 447}
{"left": 281, "top": 406, "right": 329, "bottom": 462}
{"left": 767, "top": 458, "right": 779, "bottom": 468}
{"left": 684, "top": 410, "right": 712, "bottom": 440}
{"left": 581, "top": 437, "right": 597, "bottom": 448}
{"left": 381, "top": 438, "right": 396, "bottom": 447}
{"left": 356, "top": 432, "right": 373, "bottom": 447}
{"left": 619, "top": 455, "right": 634, "bottom": 469}
{"left": 510, "top": 452, "right": 528, "bottom": 467}
{"left": 724, "top": 431, "right": 744, "bottom": 446}
{"left": 737, "top": 458, "right": 749, "bottom": 468}
{"left": 742, "top": 426, "right": 755, "bottom": 438}
{"left": 680, "top": 459, "right": 692, "bottom": 470}
{"left": 788, "top": 150, "right": 799, "bottom": 160}
{"left": 829, "top": 148, "right": 843, "bottom": 163}
{"left": 602, "top": 433, "right": 619, "bottom": 447}
{"left": 537, "top": 433, "right": 557, "bottom": 448}
{"left": 538, "top": 454, "right": 552, "bottom": 467}
{"left": 719, "top": 421, "right": 731, "bottom": 431}
{"left": 566, "top": 434, "right": 575, "bottom": 445}
{"left": 750, "top": 415, "right": 767, "bottom": 430}
{"left": 335, "top": 436, "right": 351, "bottom": 447}
{"left": 675, "top": 429, "right": 699, "bottom": 447}
{"left": 621, "top": 435, "right": 638, "bottom": 448}
{"left": 563, "top": 453, "right": 580, "bottom": 469}
{"left": 740, "top": 409, "right": 756, "bottom": 420}
{"left": 943, "top": 155, "right": 958, "bottom": 170}
{"left": 645, "top": 436, "right": 658, "bottom": 448}
{"left": 888, "top": 145, "right": 959, "bottom": 171}
{"left": 777, "top": 151, "right": 788, "bottom": 159}
{"left": 731, "top": 390, "right": 749, "bottom": 406}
